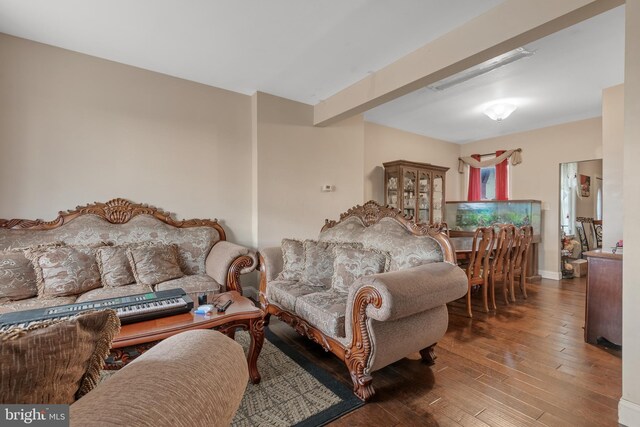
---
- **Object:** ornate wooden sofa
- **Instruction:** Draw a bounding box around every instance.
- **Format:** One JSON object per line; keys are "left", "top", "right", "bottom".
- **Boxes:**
{"left": 259, "top": 201, "right": 468, "bottom": 401}
{"left": 0, "top": 198, "right": 257, "bottom": 313}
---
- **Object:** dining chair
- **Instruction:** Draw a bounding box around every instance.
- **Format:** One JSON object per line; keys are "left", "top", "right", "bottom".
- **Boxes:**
{"left": 593, "top": 220, "right": 602, "bottom": 248}
{"left": 465, "top": 226, "right": 495, "bottom": 318}
{"left": 490, "top": 224, "right": 516, "bottom": 309}
{"left": 509, "top": 225, "right": 533, "bottom": 301}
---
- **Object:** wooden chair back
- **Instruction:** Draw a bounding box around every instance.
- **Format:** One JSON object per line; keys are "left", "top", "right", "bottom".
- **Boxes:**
{"left": 512, "top": 225, "right": 533, "bottom": 274}
{"left": 492, "top": 224, "right": 516, "bottom": 279}
{"left": 467, "top": 227, "right": 495, "bottom": 284}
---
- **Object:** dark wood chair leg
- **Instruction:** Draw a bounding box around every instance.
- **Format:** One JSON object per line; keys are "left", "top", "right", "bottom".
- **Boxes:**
{"left": 420, "top": 344, "right": 437, "bottom": 366}
{"left": 466, "top": 286, "right": 473, "bottom": 318}
{"left": 482, "top": 280, "right": 489, "bottom": 313}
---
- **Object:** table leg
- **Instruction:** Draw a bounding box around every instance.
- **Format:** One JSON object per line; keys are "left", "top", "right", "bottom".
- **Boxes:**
{"left": 247, "top": 317, "right": 264, "bottom": 384}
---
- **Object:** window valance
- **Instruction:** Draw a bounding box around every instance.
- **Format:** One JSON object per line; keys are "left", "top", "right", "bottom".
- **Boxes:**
{"left": 458, "top": 148, "right": 523, "bottom": 173}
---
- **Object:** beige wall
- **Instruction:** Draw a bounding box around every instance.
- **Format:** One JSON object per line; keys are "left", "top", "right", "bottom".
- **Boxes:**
{"left": 363, "top": 122, "right": 461, "bottom": 204}
{"left": 254, "top": 92, "right": 365, "bottom": 248}
{"left": 602, "top": 84, "right": 624, "bottom": 250}
{"left": 621, "top": 0, "right": 640, "bottom": 424}
{"left": 0, "top": 34, "right": 254, "bottom": 246}
{"left": 461, "top": 118, "right": 603, "bottom": 278}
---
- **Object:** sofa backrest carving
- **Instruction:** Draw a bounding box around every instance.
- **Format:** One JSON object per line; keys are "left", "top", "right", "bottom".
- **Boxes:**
{"left": 0, "top": 199, "right": 224, "bottom": 275}
{"left": 318, "top": 201, "right": 455, "bottom": 270}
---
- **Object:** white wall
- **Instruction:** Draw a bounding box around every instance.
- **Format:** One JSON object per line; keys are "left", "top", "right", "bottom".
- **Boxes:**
{"left": 363, "top": 122, "right": 461, "bottom": 203}
{"left": 620, "top": 0, "right": 640, "bottom": 425}
{"left": 0, "top": 34, "right": 254, "bottom": 246}
{"left": 460, "top": 118, "right": 603, "bottom": 278}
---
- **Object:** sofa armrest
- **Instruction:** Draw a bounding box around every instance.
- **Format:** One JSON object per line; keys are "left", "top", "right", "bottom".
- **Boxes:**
{"left": 258, "top": 246, "right": 283, "bottom": 283}
{"left": 349, "top": 262, "right": 467, "bottom": 323}
{"left": 70, "top": 330, "right": 248, "bottom": 427}
{"left": 206, "top": 241, "right": 258, "bottom": 294}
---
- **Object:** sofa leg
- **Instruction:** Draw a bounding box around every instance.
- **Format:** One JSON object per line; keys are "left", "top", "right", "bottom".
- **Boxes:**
{"left": 420, "top": 344, "right": 437, "bottom": 366}
{"left": 348, "top": 367, "right": 375, "bottom": 402}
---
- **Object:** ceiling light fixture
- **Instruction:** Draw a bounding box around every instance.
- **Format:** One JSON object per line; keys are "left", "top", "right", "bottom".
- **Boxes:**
{"left": 483, "top": 103, "right": 517, "bottom": 121}
{"left": 427, "top": 47, "right": 534, "bottom": 91}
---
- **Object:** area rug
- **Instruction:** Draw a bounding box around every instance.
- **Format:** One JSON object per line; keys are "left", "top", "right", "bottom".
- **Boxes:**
{"left": 99, "top": 328, "right": 363, "bottom": 426}
{"left": 231, "top": 328, "right": 363, "bottom": 426}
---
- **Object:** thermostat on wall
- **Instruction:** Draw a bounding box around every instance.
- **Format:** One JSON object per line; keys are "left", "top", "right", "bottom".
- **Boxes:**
{"left": 321, "top": 185, "right": 334, "bottom": 192}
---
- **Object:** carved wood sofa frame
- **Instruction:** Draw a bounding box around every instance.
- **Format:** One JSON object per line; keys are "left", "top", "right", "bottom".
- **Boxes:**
{"left": 0, "top": 198, "right": 254, "bottom": 294}
{"left": 259, "top": 201, "right": 459, "bottom": 401}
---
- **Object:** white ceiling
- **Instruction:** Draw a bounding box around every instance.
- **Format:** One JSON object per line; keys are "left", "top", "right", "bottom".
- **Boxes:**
{"left": 0, "top": 0, "right": 502, "bottom": 105}
{"left": 365, "top": 5, "right": 626, "bottom": 143}
{"left": 0, "top": 1, "right": 625, "bottom": 143}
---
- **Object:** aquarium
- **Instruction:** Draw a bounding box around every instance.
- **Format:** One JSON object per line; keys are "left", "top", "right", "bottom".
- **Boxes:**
{"left": 445, "top": 200, "right": 541, "bottom": 236}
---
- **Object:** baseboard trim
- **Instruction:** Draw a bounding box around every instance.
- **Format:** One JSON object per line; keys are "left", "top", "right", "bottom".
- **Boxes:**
{"left": 539, "top": 270, "right": 561, "bottom": 280}
{"left": 619, "top": 398, "right": 640, "bottom": 426}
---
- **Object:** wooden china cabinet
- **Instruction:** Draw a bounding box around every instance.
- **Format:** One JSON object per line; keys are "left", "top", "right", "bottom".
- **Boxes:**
{"left": 383, "top": 160, "right": 449, "bottom": 224}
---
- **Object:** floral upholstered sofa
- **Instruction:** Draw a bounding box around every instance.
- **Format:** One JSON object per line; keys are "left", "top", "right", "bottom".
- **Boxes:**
{"left": 0, "top": 199, "right": 257, "bottom": 313}
{"left": 259, "top": 201, "right": 468, "bottom": 401}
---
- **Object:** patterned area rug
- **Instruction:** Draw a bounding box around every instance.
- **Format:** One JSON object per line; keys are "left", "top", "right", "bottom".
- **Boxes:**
{"left": 100, "top": 328, "right": 363, "bottom": 426}
{"left": 231, "top": 328, "right": 363, "bottom": 426}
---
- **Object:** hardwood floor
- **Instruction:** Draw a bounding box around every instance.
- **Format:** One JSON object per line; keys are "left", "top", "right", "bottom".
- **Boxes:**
{"left": 267, "top": 277, "right": 622, "bottom": 427}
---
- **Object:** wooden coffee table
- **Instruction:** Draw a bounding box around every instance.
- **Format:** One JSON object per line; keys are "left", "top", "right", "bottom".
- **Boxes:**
{"left": 112, "top": 291, "right": 264, "bottom": 383}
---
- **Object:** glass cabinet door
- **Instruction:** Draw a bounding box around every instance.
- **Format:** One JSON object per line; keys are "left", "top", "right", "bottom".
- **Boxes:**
{"left": 418, "top": 171, "right": 431, "bottom": 223}
{"left": 403, "top": 169, "right": 417, "bottom": 219}
{"left": 386, "top": 171, "right": 399, "bottom": 209}
{"left": 432, "top": 175, "right": 444, "bottom": 223}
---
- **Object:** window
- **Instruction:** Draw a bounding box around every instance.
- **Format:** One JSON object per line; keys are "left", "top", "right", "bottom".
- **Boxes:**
{"left": 467, "top": 151, "right": 510, "bottom": 201}
{"left": 480, "top": 165, "right": 496, "bottom": 200}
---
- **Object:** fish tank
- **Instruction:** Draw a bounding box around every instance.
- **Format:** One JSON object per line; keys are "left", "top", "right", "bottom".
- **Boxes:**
{"left": 445, "top": 200, "right": 542, "bottom": 237}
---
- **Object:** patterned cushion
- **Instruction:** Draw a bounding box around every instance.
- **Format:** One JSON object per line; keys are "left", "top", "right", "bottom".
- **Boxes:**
{"left": 0, "top": 215, "right": 220, "bottom": 275}
{"left": 294, "top": 291, "right": 347, "bottom": 338}
{"left": 96, "top": 246, "right": 136, "bottom": 287}
{"left": 0, "top": 296, "right": 78, "bottom": 314}
{"left": 75, "top": 285, "right": 153, "bottom": 303}
{"left": 127, "top": 244, "right": 184, "bottom": 286}
{"left": 331, "top": 247, "right": 390, "bottom": 293}
{"left": 303, "top": 240, "right": 362, "bottom": 287}
{"left": 275, "top": 239, "right": 304, "bottom": 281}
{"left": 0, "top": 310, "right": 120, "bottom": 404}
{"left": 266, "top": 280, "right": 329, "bottom": 312}
{"left": 25, "top": 246, "right": 102, "bottom": 298}
{"left": 0, "top": 250, "right": 37, "bottom": 302}
{"left": 319, "top": 217, "right": 443, "bottom": 270}
{"left": 155, "top": 274, "right": 221, "bottom": 306}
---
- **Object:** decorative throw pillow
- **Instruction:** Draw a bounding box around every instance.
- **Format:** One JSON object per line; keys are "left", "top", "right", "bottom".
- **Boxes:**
{"left": 331, "top": 247, "right": 390, "bottom": 293}
{"left": 275, "top": 239, "right": 305, "bottom": 281}
{"left": 0, "top": 310, "right": 121, "bottom": 404}
{"left": 25, "top": 245, "right": 102, "bottom": 298}
{"left": 96, "top": 246, "right": 136, "bottom": 287}
{"left": 0, "top": 250, "right": 38, "bottom": 302}
{"left": 303, "top": 240, "right": 363, "bottom": 287}
{"left": 127, "top": 244, "right": 184, "bottom": 286}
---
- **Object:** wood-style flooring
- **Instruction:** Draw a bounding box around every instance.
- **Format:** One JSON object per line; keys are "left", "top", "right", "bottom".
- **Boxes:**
{"left": 267, "top": 277, "right": 622, "bottom": 427}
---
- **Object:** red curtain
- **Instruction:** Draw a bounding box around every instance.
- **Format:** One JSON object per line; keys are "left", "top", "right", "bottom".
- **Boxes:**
{"left": 467, "top": 154, "right": 481, "bottom": 201}
{"left": 495, "top": 150, "right": 509, "bottom": 200}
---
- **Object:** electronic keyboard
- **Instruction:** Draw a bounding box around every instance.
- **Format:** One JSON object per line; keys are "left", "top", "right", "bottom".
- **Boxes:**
{"left": 0, "top": 288, "right": 193, "bottom": 331}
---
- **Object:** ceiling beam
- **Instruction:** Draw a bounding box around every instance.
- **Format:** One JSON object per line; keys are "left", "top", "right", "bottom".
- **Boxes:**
{"left": 313, "top": 0, "right": 624, "bottom": 126}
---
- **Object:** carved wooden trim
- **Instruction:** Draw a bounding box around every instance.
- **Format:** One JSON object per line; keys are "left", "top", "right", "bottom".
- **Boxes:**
{"left": 344, "top": 286, "right": 382, "bottom": 401}
{"left": 266, "top": 303, "right": 347, "bottom": 357}
{"left": 0, "top": 198, "right": 227, "bottom": 240}
{"left": 226, "top": 255, "right": 254, "bottom": 295}
{"left": 320, "top": 200, "right": 456, "bottom": 264}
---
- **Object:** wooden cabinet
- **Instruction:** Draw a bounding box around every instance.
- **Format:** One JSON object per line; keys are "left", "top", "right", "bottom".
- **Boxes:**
{"left": 383, "top": 160, "right": 448, "bottom": 224}
{"left": 584, "top": 249, "right": 622, "bottom": 348}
